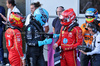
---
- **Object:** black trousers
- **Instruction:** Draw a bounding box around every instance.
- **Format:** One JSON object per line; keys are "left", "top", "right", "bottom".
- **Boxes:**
{"left": 80, "top": 40, "right": 91, "bottom": 66}
{"left": 0, "top": 27, "right": 4, "bottom": 62}
{"left": 80, "top": 53, "right": 91, "bottom": 66}
{"left": 26, "top": 46, "right": 46, "bottom": 66}
{"left": 92, "top": 54, "right": 100, "bottom": 66}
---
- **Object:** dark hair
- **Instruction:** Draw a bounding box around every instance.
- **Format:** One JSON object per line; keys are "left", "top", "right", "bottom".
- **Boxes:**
{"left": 31, "top": 1, "right": 41, "bottom": 8}
{"left": 56, "top": 6, "right": 65, "bottom": 11}
{"left": 7, "top": 0, "right": 16, "bottom": 6}
{"left": 87, "top": 20, "right": 100, "bottom": 32}
{"left": 56, "top": 6, "right": 65, "bottom": 15}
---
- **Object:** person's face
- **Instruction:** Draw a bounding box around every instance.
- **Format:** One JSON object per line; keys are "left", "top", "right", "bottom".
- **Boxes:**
{"left": 30, "top": 5, "right": 36, "bottom": 14}
{"left": 87, "top": 16, "right": 94, "bottom": 18}
{"left": 56, "top": 7, "right": 64, "bottom": 17}
{"left": 88, "top": 27, "right": 95, "bottom": 35}
{"left": 6, "top": 0, "right": 11, "bottom": 8}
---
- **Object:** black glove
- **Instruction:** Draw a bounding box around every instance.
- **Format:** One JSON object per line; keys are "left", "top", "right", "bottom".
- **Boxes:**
{"left": 77, "top": 45, "right": 92, "bottom": 52}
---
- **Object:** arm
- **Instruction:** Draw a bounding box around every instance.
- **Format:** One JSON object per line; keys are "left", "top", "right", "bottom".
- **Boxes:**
{"left": 1, "top": 7, "right": 5, "bottom": 30}
{"left": 53, "top": 26, "right": 63, "bottom": 50}
{"left": 13, "top": 30, "right": 24, "bottom": 58}
{"left": 72, "top": 27, "right": 83, "bottom": 48}
{"left": 87, "top": 35, "right": 100, "bottom": 55}
{"left": 13, "top": 30, "right": 25, "bottom": 66}
{"left": 56, "top": 26, "right": 63, "bottom": 46}
{"left": 61, "top": 27, "right": 83, "bottom": 51}
{"left": 0, "top": 13, "right": 7, "bottom": 21}
{"left": 24, "top": 14, "right": 30, "bottom": 26}
{"left": 53, "top": 27, "right": 55, "bottom": 33}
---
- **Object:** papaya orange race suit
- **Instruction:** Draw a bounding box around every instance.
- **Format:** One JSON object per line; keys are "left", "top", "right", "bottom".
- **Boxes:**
{"left": 5, "top": 28, "right": 24, "bottom": 66}
{"left": 81, "top": 23, "right": 93, "bottom": 45}
{"left": 56, "top": 25, "right": 83, "bottom": 66}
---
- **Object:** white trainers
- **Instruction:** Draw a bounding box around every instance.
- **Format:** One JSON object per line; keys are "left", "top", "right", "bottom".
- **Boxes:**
{"left": 6, "top": 63, "right": 10, "bottom": 66}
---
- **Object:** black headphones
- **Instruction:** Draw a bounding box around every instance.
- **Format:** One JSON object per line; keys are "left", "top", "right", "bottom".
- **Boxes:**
{"left": 87, "top": 23, "right": 97, "bottom": 33}
{"left": 56, "top": 6, "right": 65, "bottom": 15}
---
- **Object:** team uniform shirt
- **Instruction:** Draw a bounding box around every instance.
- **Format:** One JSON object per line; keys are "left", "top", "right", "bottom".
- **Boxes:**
{"left": 25, "top": 14, "right": 49, "bottom": 31}
{"left": 52, "top": 17, "right": 62, "bottom": 34}
{"left": 56, "top": 25, "right": 83, "bottom": 66}
{"left": 87, "top": 31, "right": 100, "bottom": 55}
{"left": 5, "top": 28, "right": 24, "bottom": 66}
{"left": 7, "top": 6, "right": 20, "bottom": 21}
{"left": 81, "top": 23, "right": 93, "bottom": 45}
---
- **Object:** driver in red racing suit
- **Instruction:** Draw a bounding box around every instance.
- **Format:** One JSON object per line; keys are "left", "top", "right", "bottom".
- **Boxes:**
{"left": 53, "top": 8, "right": 83, "bottom": 66}
{"left": 5, "top": 12, "right": 25, "bottom": 66}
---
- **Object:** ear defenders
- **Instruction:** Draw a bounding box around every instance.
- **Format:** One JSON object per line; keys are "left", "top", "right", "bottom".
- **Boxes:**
{"left": 92, "top": 28, "right": 97, "bottom": 33}
{"left": 56, "top": 6, "right": 65, "bottom": 15}
{"left": 87, "top": 23, "right": 97, "bottom": 33}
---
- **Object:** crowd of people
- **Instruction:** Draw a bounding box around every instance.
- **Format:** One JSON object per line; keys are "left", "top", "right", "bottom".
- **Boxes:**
{"left": 0, "top": 0, "right": 100, "bottom": 66}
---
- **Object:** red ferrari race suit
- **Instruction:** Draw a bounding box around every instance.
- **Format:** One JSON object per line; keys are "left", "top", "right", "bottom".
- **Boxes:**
{"left": 56, "top": 26, "right": 83, "bottom": 66}
{"left": 5, "top": 28, "right": 24, "bottom": 66}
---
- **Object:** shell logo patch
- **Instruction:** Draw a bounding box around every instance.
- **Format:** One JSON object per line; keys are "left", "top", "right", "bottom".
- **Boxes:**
{"left": 63, "top": 38, "right": 68, "bottom": 44}
{"left": 62, "top": 31, "right": 64, "bottom": 34}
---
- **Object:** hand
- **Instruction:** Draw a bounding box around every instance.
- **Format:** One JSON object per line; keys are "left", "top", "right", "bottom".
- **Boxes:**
{"left": 43, "top": 38, "right": 52, "bottom": 44}
{"left": 0, "top": 13, "right": 7, "bottom": 21}
{"left": 2, "top": 21, "right": 7, "bottom": 25}
{"left": 53, "top": 43, "right": 58, "bottom": 50}
{"left": 79, "top": 50, "right": 87, "bottom": 55}
{"left": 38, "top": 38, "right": 52, "bottom": 47}
{"left": 22, "top": 59, "right": 25, "bottom": 66}
{"left": 0, "top": 13, "right": 3, "bottom": 18}
{"left": 0, "top": 13, "right": 2, "bottom": 16}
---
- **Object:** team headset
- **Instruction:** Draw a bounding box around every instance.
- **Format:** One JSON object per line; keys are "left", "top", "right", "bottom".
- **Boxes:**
{"left": 56, "top": 6, "right": 65, "bottom": 15}
{"left": 87, "top": 23, "right": 97, "bottom": 33}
